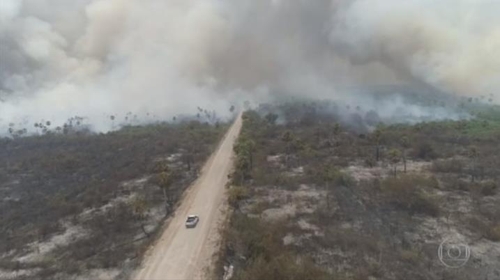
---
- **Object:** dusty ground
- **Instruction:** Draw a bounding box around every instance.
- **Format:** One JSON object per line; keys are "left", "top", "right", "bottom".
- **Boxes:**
{"left": 132, "top": 113, "right": 242, "bottom": 280}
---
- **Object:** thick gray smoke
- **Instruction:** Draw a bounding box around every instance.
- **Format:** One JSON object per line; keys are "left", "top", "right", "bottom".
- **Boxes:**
{"left": 1, "top": 0, "right": 498, "bottom": 134}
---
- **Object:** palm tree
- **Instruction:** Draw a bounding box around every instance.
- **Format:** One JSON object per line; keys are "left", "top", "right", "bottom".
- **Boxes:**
{"left": 400, "top": 136, "right": 410, "bottom": 173}
{"left": 157, "top": 162, "right": 173, "bottom": 215}
{"left": 281, "top": 131, "right": 295, "bottom": 167}
{"left": 110, "top": 115, "right": 116, "bottom": 130}
{"left": 333, "top": 123, "right": 341, "bottom": 133}
{"left": 245, "top": 140, "right": 255, "bottom": 169}
{"left": 183, "top": 129, "right": 199, "bottom": 171}
{"left": 235, "top": 155, "right": 251, "bottom": 186}
{"left": 333, "top": 123, "right": 341, "bottom": 146}
{"left": 234, "top": 137, "right": 255, "bottom": 169}
{"left": 468, "top": 146, "right": 478, "bottom": 182}
{"left": 388, "top": 149, "right": 401, "bottom": 177}
{"left": 131, "top": 196, "right": 150, "bottom": 237}
{"left": 374, "top": 128, "right": 382, "bottom": 162}
{"left": 322, "top": 165, "right": 337, "bottom": 210}
{"left": 290, "top": 137, "right": 307, "bottom": 166}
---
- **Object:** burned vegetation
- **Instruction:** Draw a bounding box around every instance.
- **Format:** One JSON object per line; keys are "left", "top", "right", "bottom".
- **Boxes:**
{"left": 0, "top": 119, "right": 228, "bottom": 280}
{"left": 220, "top": 101, "right": 500, "bottom": 280}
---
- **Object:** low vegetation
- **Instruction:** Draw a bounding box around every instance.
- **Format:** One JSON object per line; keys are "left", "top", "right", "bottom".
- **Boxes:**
{"left": 219, "top": 100, "right": 500, "bottom": 280}
{"left": 0, "top": 118, "right": 228, "bottom": 279}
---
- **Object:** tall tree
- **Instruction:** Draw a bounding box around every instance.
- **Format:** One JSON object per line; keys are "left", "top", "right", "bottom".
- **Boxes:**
{"left": 157, "top": 162, "right": 173, "bottom": 215}
{"left": 234, "top": 137, "right": 255, "bottom": 169}
{"left": 332, "top": 123, "right": 341, "bottom": 147}
{"left": 333, "top": 122, "right": 341, "bottom": 136}
{"left": 400, "top": 136, "right": 410, "bottom": 173}
{"left": 388, "top": 149, "right": 401, "bottom": 177}
{"left": 131, "top": 196, "right": 150, "bottom": 237}
{"left": 234, "top": 155, "right": 251, "bottom": 186}
{"left": 281, "top": 131, "right": 295, "bottom": 167}
{"left": 374, "top": 128, "right": 382, "bottom": 162}
{"left": 322, "top": 165, "right": 340, "bottom": 211}
{"left": 468, "top": 146, "right": 479, "bottom": 183}
{"left": 183, "top": 128, "right": 199, "bottom": 171}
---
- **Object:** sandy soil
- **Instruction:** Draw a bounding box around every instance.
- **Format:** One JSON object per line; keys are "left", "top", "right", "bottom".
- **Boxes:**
{"left": 132, "top": 113, "right": 242, "bottom": 280}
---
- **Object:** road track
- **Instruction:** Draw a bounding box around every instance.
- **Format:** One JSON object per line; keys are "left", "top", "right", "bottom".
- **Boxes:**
{"left": 132, "top": 113, "right": 242, "bottom": 280}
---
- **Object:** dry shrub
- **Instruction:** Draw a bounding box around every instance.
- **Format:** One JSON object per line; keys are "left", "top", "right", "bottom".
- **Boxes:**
{"left": 411, "top": 141, "right": 438, "bottom": 160}
{"left": 364, "top": 157, "right": 376, "bottom": 168}
{"left": 319, "top": 228, "right": 381, "bottom": 255}
{"left": 381, "top": 175, "right": 440, "bottom": 216}
{"left": 228, "top": 186, "right": 249, "bottom": 207}
{"left": 234, "top": 253, "right": 330, "bottom": 280}
{"left": 431, "top": 159, "right": 464, "bottom": 173}
{"left": 477, "top": 181, "right": 498, "bottom": 196}
{"left": 224, "top": 213, "right": 331, "bottom": 280}
{"left": 467, "top": 218, "right": 500, "bottom": 241}
{"left": 488, "top": 225, "right": 500, "bottom": 241}
{"left": 400, "top": 249, "right": 422, "bottom": 264}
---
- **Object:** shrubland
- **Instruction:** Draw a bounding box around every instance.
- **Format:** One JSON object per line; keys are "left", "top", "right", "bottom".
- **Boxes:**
{"left": 219, "top": 100, "right": 500, "bottom": 280}
{"left": 0, "top": 118, "right": 228, "bottom": 279}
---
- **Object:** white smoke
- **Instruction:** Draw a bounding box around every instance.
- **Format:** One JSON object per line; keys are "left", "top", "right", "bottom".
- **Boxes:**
{"left": 0, "top": 0, "right": 498, "bottom": 134}
{"left": 331, "top": 0, "right": 500, "bottom": 97}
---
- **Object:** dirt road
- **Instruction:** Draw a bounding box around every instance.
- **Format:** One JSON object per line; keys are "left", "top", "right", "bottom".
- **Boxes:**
{"left": 132, "top": 113, "right": 242, "bottom": 280}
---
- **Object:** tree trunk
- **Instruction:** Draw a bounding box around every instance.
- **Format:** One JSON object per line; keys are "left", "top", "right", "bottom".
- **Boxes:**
{"left": 471, "top": 159, "right": 476, "bottom": 183}
{"left": 140, "top": 224, "right": 149, "bottom": 238}
{"left": 162, "top": 187, "right": 167, "bottom": 202}
{"left": 162, "top": 188, "right": 169, "bottom": 215}
{"left": 284, "top": 145, "right": 289, "bottom": 168}
{"left": 326, "top": 182, "right": 330, "bottom": 210}
{"left": 187, "top": 153, "right": 192, "bottom": 171}
{"left": 376, "top": 145, "right": 380, "bottom": 161}
{"left": 402, "top": 150, "right": 407, "bottom": 173}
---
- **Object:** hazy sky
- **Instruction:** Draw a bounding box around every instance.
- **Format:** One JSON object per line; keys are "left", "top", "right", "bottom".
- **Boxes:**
{"left": 0, "top": 0, "right": 498, "bottom": 132}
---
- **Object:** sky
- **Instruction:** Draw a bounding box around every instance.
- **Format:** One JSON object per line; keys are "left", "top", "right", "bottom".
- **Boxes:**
{"left": 1, "top": 0, "right": 499, "bottom": 133}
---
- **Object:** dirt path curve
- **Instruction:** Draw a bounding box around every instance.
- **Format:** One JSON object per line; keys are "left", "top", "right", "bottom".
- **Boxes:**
{"left": 132, "top": 113, "right": 242, "bottom": 280}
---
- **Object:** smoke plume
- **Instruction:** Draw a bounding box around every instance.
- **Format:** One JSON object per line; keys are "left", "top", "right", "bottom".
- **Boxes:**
{"left": 0, "top": 0, "right": 498, "bottom": 133}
